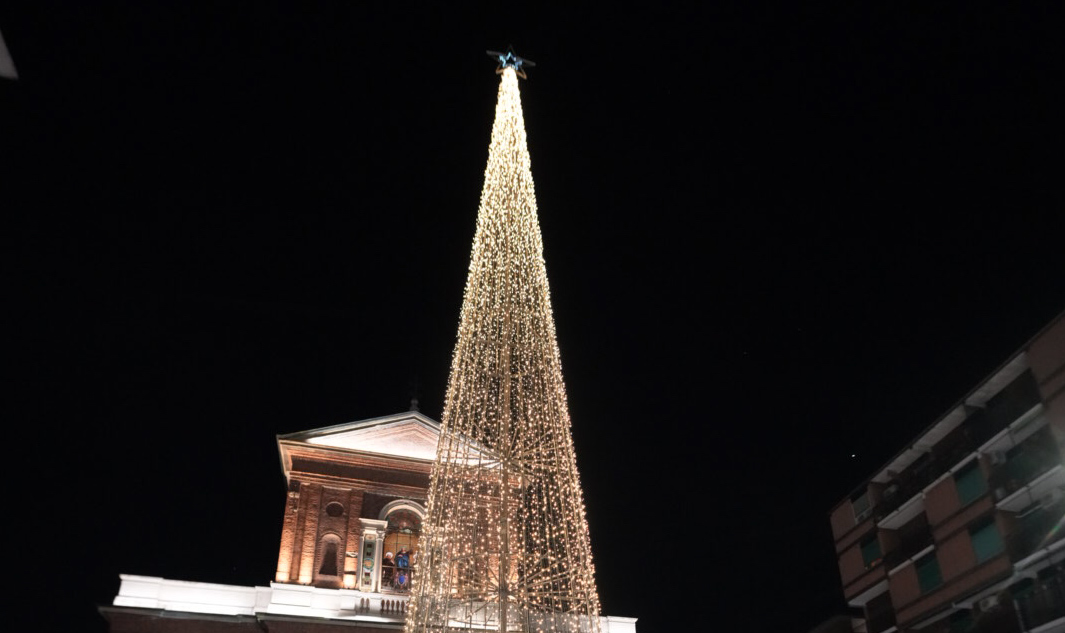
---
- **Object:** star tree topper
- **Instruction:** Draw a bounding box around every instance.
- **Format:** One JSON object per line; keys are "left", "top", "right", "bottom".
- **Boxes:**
{"left": 486, "top": 45, "right": 535, "bottom": 79}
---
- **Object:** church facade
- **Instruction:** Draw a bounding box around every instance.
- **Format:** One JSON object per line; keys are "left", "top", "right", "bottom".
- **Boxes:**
{"left": 100, "top": 410, "right": 637, "bottom": 632}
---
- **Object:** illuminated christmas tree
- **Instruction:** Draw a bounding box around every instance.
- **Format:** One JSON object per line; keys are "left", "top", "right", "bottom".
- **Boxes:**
{"left": 405, "top": 52, "right": 602, "bottom": 633}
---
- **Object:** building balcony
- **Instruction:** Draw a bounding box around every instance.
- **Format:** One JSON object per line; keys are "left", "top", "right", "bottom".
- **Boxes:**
{"left": 1015, "top": 572, "right": 1065, "bottom": 633}
{"left": 108, "top": 574, "right": 639, "bottom": 632}
{"left": 380, "top": 565, "right": 415, "bottom": 594}
{"left": 879, "top": 492, "right": 926, "bottom": 533}
{"left": 867, "top": 375, "right": 1042, "bottom": 526}
{"left": 864, "top": 590, "right": 897, "bottom": 633}
{"left": 845, "top": 565, "right": 889, "bottom": 603}
{"left": 110, "top": 574, "right": 412, "bottom": 622}
{"left": 997, "top": 466, "right": 1065, "bottom": 514}
{"left": 1005, "top": 493, "right": 1065, "bottom": 565}
{"left": 988, "top": 421, "right": 1060, "bottom": 503}
{"left": 878, "top": 474, "right": 934, "bottom": 522}
{"left": 883, "top": 528, "right": 935, "bottom": 572}
{"left": 867, "top": 607, "right": 896, "bottom": 633}
{"left": 873, "top": 413, "right": 1002, "bottom": 523}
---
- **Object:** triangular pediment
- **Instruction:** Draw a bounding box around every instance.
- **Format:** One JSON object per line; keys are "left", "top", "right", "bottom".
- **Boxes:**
{"left": 281, "top": 411, "right": 441, "bottom": 461}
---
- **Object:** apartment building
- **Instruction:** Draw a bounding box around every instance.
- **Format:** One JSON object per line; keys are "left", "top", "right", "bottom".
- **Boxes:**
{"left": 829, "top": 312, "right": 1065, "bottom": 633}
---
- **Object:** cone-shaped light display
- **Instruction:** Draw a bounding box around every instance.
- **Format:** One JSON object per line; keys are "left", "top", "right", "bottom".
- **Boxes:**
{"left": 405, "top": 66, "right": 601, "bottom": 633}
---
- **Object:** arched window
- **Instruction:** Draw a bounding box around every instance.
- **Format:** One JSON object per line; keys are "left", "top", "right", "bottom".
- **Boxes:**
{"left": 317, "top": 534, "right": 342, "bottom": 581}
{"left": 382, "top": 508, "right": 421, "bottom": 592}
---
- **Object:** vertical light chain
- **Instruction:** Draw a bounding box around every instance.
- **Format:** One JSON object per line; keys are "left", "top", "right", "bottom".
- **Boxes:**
{"left": 406, "top": 67, "right": 601, "bottom": 633}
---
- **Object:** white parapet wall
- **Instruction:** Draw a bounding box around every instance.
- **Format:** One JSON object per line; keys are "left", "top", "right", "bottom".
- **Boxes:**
{"left": 112, "top": 575, "right": 638, "bottom": 632}
{"left": 601, "top": 616, "right": 639, "bottom": 633}
{"left": 113, "top": 575, "right": 262, "bottom": 615}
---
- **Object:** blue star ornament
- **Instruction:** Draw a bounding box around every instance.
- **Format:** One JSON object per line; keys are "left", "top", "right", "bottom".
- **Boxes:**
{"left": 486, "top": 46, "right": 535, "bottom": 78}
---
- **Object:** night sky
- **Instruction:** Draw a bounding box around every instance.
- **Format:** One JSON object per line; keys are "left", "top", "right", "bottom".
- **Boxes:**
{"left": 6, "top": 3, "right": 1065, "bottom": 632}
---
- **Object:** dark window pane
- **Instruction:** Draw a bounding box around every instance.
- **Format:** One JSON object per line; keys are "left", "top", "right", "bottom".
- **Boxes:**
{"left": 862, "top": 536, "right": 883, "bottom": 568}
{"left": 320, "top": 540, "right": 339, "bottom": 576}
{"left": 917, "top": 554, "right": 943, "bottom": 593}
{"left": 955, "top": 460, "right": 988, "bottom": 506}
{"left": 971, "top": 519, "right": 1004, "bottom": 563}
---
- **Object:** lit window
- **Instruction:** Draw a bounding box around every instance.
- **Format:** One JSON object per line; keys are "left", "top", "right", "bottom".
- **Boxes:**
{"left": 382, "top": 509, "right": 421, "bottom": 592}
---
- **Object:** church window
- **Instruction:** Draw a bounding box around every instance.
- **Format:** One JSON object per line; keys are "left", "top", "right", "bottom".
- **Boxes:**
{"left": 382, "top": 508, "right": 421, "bottom": 592}
{"left": 318, "top": 535, "right": 340, "bottom": 577}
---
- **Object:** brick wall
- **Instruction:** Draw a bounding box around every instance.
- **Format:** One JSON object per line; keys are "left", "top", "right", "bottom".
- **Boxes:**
{"left": 896, "top": 555, "right": 1011, "bottom": 626}
{"left": 924, "top": 477, "right": 960, "bottom": 527}
{"left": 839, "top": 542, "right": 865, "bottom": 587}
{"left": 937, "top": 531, "right": 976, "bottom": 583}
{"left": 830, "top": 500, "right": 856, "bottom": 542}
{"left": 889, "top": 561, "right": 920, "bottom": 610}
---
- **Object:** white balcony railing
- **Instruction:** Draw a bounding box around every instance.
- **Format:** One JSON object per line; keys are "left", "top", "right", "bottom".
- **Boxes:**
{"left": 111, "top": 574, "right": 638, "bottom": 632}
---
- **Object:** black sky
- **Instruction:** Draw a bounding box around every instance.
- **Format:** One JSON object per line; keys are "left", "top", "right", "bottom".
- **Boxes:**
{"left": 6, "top": 3, "right": 1065, "bottom": 632}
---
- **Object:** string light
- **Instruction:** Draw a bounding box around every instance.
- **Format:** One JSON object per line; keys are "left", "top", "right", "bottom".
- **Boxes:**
{"left": 405, "top": 67, "right": 601, "bottom": 633}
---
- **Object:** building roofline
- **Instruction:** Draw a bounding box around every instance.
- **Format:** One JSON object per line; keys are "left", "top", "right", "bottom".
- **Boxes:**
{"left": 275, "top": 411, "right": 442, "bottom": 480}
{"left": 836, "top": 308, "right": 1065, "bottom": 507}
{"left": 277, "top": 410, "right": 440, "bottom": 442}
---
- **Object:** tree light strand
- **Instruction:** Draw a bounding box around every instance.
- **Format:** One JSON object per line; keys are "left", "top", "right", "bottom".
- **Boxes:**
{"left": 405, "top": 67, "right": 602, "bottom": 633}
